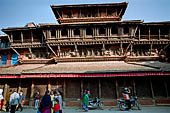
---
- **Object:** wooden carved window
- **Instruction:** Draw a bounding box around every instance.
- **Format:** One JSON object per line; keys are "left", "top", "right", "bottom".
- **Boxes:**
{"left": 61, "top": 29, "right": 68, "bottom": 37}
{"left": 99, "top": 28, "right": 105, "bottom": 36}
{"left": 74, "top": 29, "right": 80, "bottom": 37}
{"left": 86, "top": 28, "right": 93, "bottom": 36}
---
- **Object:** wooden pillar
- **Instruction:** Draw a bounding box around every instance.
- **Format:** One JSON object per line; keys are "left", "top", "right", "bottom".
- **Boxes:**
{"left": 83, "top": 28, "right": 86, "bottom": 39}
{"left": 115, "top": 79, "right": 119, "bottom": 99}
{"left": 150, "top": 44, "right": 153, "bottom": 56}
{"left": 3, "top": 84, "right": 8, "bottom": 100}
{"left": 48, "top": 79, "right": 51, "bottom": 92}
{"left": 120, "top": 43, "right": 123, "bottom": 55}
{"left": 29, "top": 79, "right": 34, "bottom": 106}
{"left": 63, "top": 79, "right": 66, "bottom": 100}
{"left": 21, "top": 31, "right": 23, "bottom": 43}
{"left": 102, "top": 44, "right": 105, "bottom": 56}
{"left": 31, "top": 31, "right": 33, "bottom": 43}
{"left": 59, "top": 29, "right": 61, "bottom": 38}
{"left": 130, "top": 43, "right": 133, "bottom": 56}
{"left": 58, "top": 45, "right": 61, "bottom": 57}
{"left": 99, "top": 79, "right": 102, "bottom": 98}
{"left": 150, "top": 79, "right": 154, "bottom": 99}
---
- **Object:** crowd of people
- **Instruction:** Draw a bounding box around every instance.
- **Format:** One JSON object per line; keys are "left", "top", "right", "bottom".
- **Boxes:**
{"left": 0, "top": 89, "right": 63, "bottom": 113}
{"left": 0, "top": 89, "right": 24, "bottom": 113}
{"left": 36, "top": 90, "right": 63, "bottom": 113}
{"left": 0, "top": 88, "right": 133, "bottom": 112}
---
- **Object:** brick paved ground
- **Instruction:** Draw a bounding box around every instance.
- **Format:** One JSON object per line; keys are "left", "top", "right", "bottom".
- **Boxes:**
{"left": 1, "top": 106, "right": 170, "bottom": 113}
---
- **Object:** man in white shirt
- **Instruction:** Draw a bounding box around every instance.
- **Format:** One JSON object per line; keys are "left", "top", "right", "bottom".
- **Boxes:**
{"left": 9, "top": 90, "right": 19, "bottom": 113}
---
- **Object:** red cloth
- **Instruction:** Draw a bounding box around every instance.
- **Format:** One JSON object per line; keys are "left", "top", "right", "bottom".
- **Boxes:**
{"left": 52, "top": 104, "right": 60, "bottom": 112}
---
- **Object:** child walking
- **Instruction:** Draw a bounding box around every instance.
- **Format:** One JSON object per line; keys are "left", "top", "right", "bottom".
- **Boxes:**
{"left": 52, "top": 99, "right": 60, "bottom": 113}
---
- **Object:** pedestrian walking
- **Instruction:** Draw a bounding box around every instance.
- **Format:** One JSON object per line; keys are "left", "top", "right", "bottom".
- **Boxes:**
{"left": 52, "top": 98, "right": 60, "bottom": 113}
{"left": 16, "top": 90, "right": 24, "bottom": 112}
{"left": 39, "top": 90, "right": 52, "bottom": 113}
{"left": 55, "top": 91, "right": 63, "bottom": 113}
{"left": 50, "top": 90, "right": 55, "bottom": 113}
{"left": 9, "top": 90, "right": 19, "bottom": 113}
{"left": 83, "top": 90, "right": 89, "bottom": 112}
{"left": 0, "top": 89, "right": 4, "bottom": 111}
{"left": 34, "top": 91, "right": 40, "bottom": 110}
{"left": 6, "top": 89, "right": 13, "bottom": 112}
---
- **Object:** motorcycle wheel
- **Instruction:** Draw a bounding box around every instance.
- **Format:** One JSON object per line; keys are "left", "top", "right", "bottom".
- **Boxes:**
{"left": 135, "top": 101, "right": 141, "bottom": 110}
{"left": 119, "top": 102, "right": 127, "bottom": 111}
{"left": 98, "top": 103, "right": 104, "bottom": 110}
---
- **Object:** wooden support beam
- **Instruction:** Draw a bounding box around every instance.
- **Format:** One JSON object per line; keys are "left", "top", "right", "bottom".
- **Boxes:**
{"left": 43, "top": 30, "right": 47, "bottom": 39}
{"left": 56, "top": 10, "right": 62, "bottom": 18}
{"left": 134, "top": 26, "right": 138, "bottom": 37}
{"left": 124, "top": 43, "right": 131, "bottom": 56}
{"left": 118, "top": 8, "right": 123, "bottom": 16}
{"left": 11, "top": 32, "right": 13, "bottom": 43}
{"left": 120, "top": 43, "right": 123, "bottom": 55}
{"left": 11, "top": 47, "right": 20, "bottom": 56}
{"left": 150, "top": 44, "right": 153, "bottom": 56}
{"left": 21, "top": 31, "right": 23, "bottom": 43}
{"left": 28, "top": 48, "right": 32, "bottom": 58}
{"left": 47, "top": 44, "right": 57, "bottom": 57}
{"left": 31, "top": 31, "right": 33, "bottom": 43}
{"left": 130, "top": 43, "right": 133, "bottom": 56}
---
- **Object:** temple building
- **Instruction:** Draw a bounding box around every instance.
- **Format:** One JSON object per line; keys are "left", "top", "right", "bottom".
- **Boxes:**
{"left": 0, "top": 2, "right": 170, "bottom": 106}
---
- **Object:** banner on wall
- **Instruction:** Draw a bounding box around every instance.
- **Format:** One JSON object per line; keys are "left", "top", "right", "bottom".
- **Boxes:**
{"left": 11, "top": 54, "right": 18, "bottom": 65}
{"left": 0, "top": 55, "right": 8, "bottom": 65}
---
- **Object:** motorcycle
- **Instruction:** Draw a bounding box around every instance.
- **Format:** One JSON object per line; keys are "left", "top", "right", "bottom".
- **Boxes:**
{"left": 88, "top": 97, "right": 104, "bottom": 110}
{"left": 118, "top": 96, "right": 141, "bottom": 111}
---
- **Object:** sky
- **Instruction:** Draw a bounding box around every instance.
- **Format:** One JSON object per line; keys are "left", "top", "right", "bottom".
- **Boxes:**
{"left": 0, "top": 0, "right": 170, "bottom": 34}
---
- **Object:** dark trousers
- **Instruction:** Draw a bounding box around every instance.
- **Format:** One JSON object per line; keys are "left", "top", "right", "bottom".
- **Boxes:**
{"left": 6, "top": 102, "right": 10, "bottom": 112}
{"left": 125, "top": 100, "right": 131, "bottom": 110}
{"left": 16, "top": 103, "right": 23, "bottom": 111}
{"left": 59, "top": 110, "right": 62, "bottom": 113}
{"left": 10, "top": 105, "right": 16, "bottom": 113}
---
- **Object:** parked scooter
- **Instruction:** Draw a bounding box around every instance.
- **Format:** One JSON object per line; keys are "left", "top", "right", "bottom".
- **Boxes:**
{"left": 118, "top": 96, "right": 141, "bottom": 111}
{"left": 88, "top": 97, "right": 104, "bottom": 110}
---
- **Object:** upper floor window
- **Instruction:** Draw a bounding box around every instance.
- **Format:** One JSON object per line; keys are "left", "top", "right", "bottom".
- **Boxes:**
{"left": 99, "top": 28, "right": 105, "bottom": 36}
{"left": 124, "top": 26, "right": 129, "bottom": 34}
{"left": 74, "top": 29, "right": 80, "bottom": 37}
{"left": 63, "top": 9, "right": 72, "bottom": 18}
{"left": 86, "top": 28, "right": 93, "bottom": 36}
{"left": 112, "top": 26, "right": 118, "bottom": 34}
{"left": 61, "top": 29, "right": 68, "bottom": 37}
{"left": 107, "top": 8, "right": 116, "bottom": 17}
{"left": 51, "top": 30, "right": 56, "bottom": 38}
